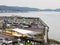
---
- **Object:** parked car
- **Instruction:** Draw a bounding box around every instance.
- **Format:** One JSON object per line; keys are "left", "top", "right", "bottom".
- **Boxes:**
{"left": 2, "top": 38, "right": 12, "bottom": 45}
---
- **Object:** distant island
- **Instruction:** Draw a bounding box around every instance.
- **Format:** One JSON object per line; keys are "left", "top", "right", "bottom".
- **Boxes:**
{"left": 0, "top": 5, "right": 60, "bottom": 13}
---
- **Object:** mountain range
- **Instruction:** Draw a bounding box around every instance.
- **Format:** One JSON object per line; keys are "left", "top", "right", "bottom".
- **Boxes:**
{"left": 0, "top": 5, "right": 60, "bottom": 13}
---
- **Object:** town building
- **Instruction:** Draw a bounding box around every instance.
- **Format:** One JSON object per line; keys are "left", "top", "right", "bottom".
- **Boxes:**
{"left": 0, "top": 16, "right": 49, "bottom": 45}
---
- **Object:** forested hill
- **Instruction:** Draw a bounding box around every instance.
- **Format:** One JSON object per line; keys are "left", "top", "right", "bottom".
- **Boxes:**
{"left": 0, "top": 5, "right": 60, "bottom": 13}
{"left": 0, "top": 5, "right": 40, "bottom": 13}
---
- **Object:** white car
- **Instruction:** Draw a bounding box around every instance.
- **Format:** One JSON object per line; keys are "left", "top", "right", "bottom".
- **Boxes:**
{"left": 2, "top": 38, "right": 12, "bottom": 45}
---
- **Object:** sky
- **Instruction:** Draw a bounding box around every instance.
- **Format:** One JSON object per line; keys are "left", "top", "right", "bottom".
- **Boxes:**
{"left": 0, "top": 0, "right": 60, "bottom": 9}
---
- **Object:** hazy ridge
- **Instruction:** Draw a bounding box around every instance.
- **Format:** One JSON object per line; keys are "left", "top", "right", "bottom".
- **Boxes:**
{"left": 0, "top": 5, "right": 60, "bottom": 13}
